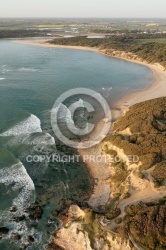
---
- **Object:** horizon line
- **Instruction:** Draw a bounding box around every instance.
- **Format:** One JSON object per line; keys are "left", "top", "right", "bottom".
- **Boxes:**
{"left": 0, "top": 17, "right": 166, "bottom": 19}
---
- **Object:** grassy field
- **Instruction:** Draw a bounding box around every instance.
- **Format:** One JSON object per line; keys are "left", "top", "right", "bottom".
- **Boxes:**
{"left": 137, "top": 38, "right": 166, "bottom": 44}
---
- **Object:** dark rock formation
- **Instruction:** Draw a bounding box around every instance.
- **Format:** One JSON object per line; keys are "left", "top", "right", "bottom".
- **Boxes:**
{"left": 0, "top": 227, "right": 9, "bottom": 236}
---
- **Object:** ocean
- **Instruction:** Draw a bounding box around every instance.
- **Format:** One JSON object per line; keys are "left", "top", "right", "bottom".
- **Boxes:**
{"left": 0, "top": 40, "right": 153, "bottom": 249}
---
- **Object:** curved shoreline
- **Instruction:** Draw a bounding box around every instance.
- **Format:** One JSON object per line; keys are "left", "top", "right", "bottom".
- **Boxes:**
{"left": 12, "top": 39, "right": 166, "bottom": 210}
{"left": 12, "top": 39, "right": 166, "bottom": 112}
{"left": 114, "top": 60, "right": 166, "bottom": 112}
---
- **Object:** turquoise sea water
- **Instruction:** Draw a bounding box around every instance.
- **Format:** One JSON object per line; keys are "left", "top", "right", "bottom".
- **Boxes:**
{"left": 0, "top": 40, "right": 153, "bottom": 249}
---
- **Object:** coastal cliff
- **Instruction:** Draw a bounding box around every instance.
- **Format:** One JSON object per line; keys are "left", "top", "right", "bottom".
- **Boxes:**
{"left": 48, "top": 36, "right": 166, "bottom": 70}
{"left": 50, "top": 97, "right": 166, "bottom": 250}
{"left": 99, "top": 49, "right": 165, "bottom": 71}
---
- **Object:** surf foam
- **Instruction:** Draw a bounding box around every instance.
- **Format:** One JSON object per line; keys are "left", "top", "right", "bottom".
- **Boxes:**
{"left": 18, "top": 67, "right": 38, "bottom": 72}
{"left": 0, "top": 161, "right": 35, "bottom": 210}
{"left": 0, "top": 114, "right": 42, "bottom": 136}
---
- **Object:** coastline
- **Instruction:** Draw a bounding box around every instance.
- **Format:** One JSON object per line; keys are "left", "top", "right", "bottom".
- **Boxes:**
{"left": 12, "top": 39, "right": 166, "bottom": 112}
{"left": 12, "top": 39, "right": 99, "bottom": 52}
{"left": 114, "top": 61, "right": 166, "bottom": 112}
{"left": 12, "top": 38, "right": 166, "bottom": 210}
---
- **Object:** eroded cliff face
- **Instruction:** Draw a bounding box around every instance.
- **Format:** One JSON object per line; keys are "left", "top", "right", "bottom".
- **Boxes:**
{"left": 101, "top": 49, "right": 143, "bottom": 62}
{"left": 101, "top": 97, "right": 166, "bottom": 197}
{"left": 49, "top": 205, "right": 135, "bottom": 250}
{"left": 99, "top": 97, "right": 166, "bottom": 249}
{"left": 99, "top": 49, "right": 166, "bottom": 71}
{"left": 49, "top": 98, "right": 166, "bottom": 250}
{"left": 53, "top": 205, "right": 92, "bottom": 250}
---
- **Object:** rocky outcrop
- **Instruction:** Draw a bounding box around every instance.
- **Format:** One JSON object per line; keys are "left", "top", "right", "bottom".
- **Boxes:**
{"left": 52, "top": 205, "right": 92, "bottom": 250}
{"left": 50, "top": 205, "right": 135, "bottom": 250}
{"left": 54, "top": 223, "right": 92, "bottom": 250}
{"left": 68, "top": 205, "right": 85, "bottom": 219}
{"left": 0, "top": 227, "right": 9, "bottom": 236}
{"left": 99, "top": 97, "right": 166, "bottom": 249}
{"left": 24, "top": 205, "right": 43, "bottom": 221}
{"left": 50, "top": 98, "right": 166, "bottom": 250}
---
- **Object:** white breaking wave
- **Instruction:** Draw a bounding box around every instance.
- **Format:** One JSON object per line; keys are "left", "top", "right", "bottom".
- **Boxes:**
{"left": 52, "top": 103, "right": 73, "bottom": 125}
{"left": 7, "top": 222, "right": 43, "bottom": 249}
{"left": 2, "top": 69, "right": 13, "bottom": 72}
{"left": 29, "top": 132, "right": 55, "bottom": 146}
{"left": 52, "top": 103, "right": 75, "bottom": 134}
{"left": 1, "top": 65, "right": 13, "bottom": 74}
{"left": 0, "top": 161, "right": 35, "bottom": 210}
{"left": 0, "top": 114, "right": 42, "bottom": 136}
{"left": 18, "top": 67, "right": 38, "bottom": 72}
{"left": 8, "top": 132, "right": 55, "bottom": 147}
{"left": 52, "top": 100, "right": 91, "bottom": 136}
{"left": 52, "top": 100, "right": 85, "bottom": 125}
{"left": 0, "top": 78, "right": 5, "bottom": 80}
{"left": 1, "top": 65, "right": 38, "bottom": 74}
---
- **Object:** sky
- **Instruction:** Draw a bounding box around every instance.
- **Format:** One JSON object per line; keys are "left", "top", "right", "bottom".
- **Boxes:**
{"left": 0, "top": 0, "right": 165, "bottom": 18}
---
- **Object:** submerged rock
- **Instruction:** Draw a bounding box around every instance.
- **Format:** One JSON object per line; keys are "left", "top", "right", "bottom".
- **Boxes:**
{"left": 11, "top": 215, "right": 26, "bottom": 222}
{"left": 9, "top": 207, "right": 17, "bottom": 213}
{"left": 11, "top": 233, "right": 21, "bottom": 240}
{"left": 28, "top": 206, "right": 43, "bottom": 221}
{"left": 0, "top": 227, "right": 9, "bottom": 236}
{"left": 27, "top": 235, "right": 35, "bottom": 243}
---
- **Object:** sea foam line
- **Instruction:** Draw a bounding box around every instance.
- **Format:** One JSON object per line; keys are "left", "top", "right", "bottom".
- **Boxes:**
{"left": 18, "top": 67, "right": 38, "bottom": 72}
{"left": 0, "top": 114, "right": 42, "bottom": 136}
{"left": 0, "top": 161, "right": 35, "bottom": 210}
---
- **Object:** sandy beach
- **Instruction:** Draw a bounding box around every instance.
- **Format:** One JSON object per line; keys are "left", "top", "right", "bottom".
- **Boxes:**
{"left": 12, "top": 38, "right": 166, "bottom": 112}
{"left": 12, "top": 39, "right": 98, "bottom": 52}
{"left": 115, "top": 62, "right": 166, "bottom": 111}
{"left": 12, "top": 38, "right": 166, "bottom": 210}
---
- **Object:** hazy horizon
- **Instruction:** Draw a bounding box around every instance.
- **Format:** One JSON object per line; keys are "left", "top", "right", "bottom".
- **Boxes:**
{"left": 0, "top": 0, "right": 165, "bottom": 18}
{"left": 0, "top": 17, "right": 166, "bottom": 19}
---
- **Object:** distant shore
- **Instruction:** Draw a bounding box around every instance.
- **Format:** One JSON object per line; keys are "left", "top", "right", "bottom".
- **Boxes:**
{"left": 12, "top": 38, "right": 166, "bottom": 210}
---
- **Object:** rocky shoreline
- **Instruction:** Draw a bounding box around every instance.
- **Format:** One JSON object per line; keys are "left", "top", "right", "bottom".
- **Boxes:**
{"left": 51, "top": 97, "right": 166, "bottom": 250}
{"left": 9, "top": 39, "right": 166, "bottom": 249}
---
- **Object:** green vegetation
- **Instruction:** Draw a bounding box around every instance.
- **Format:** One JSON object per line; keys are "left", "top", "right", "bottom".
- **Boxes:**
{"left": 102, "top": 97, "right": 166, "bottom": 249}
{"left": 152, "top": 162, "right": 166, "bottom": 185}
{"left": 111, "top": 163, "right": 129, "bottom": 188}
{"left": 53, "top": 97, "right": 166, "bottom": 250}
{"left": 137, "top": 38, "right": 166, "bottom": 44}
{"left": 0, "top": 18, "right": 166, "bottom": 67}
{"left": 103, "top": 145, "right": 117, "bottom": 156}
{"left": 118, "top": 203, "right": 166, "bottom": 250}
{"left": 1, "top": 18, "right": 166, "bottom": 32}
{"left": 105, "top": 208, "right": 121, "bottom": 220}
{"left": 104, "top": 97, "right": 166, "bottom": 171}
{"left": 124, "top": 202, "right": 146, "bottom": 217}
{"left": 0, "top": 29, "right": 52, "bottom": 38}
{"left": 81, "top": 210, "right": 109, "bottom": 249}
{"left": 127, "top": 42, "right": 166, "bottom": 67}
{"left": 49, "top": 36, "right": 166, "bottom": 68}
